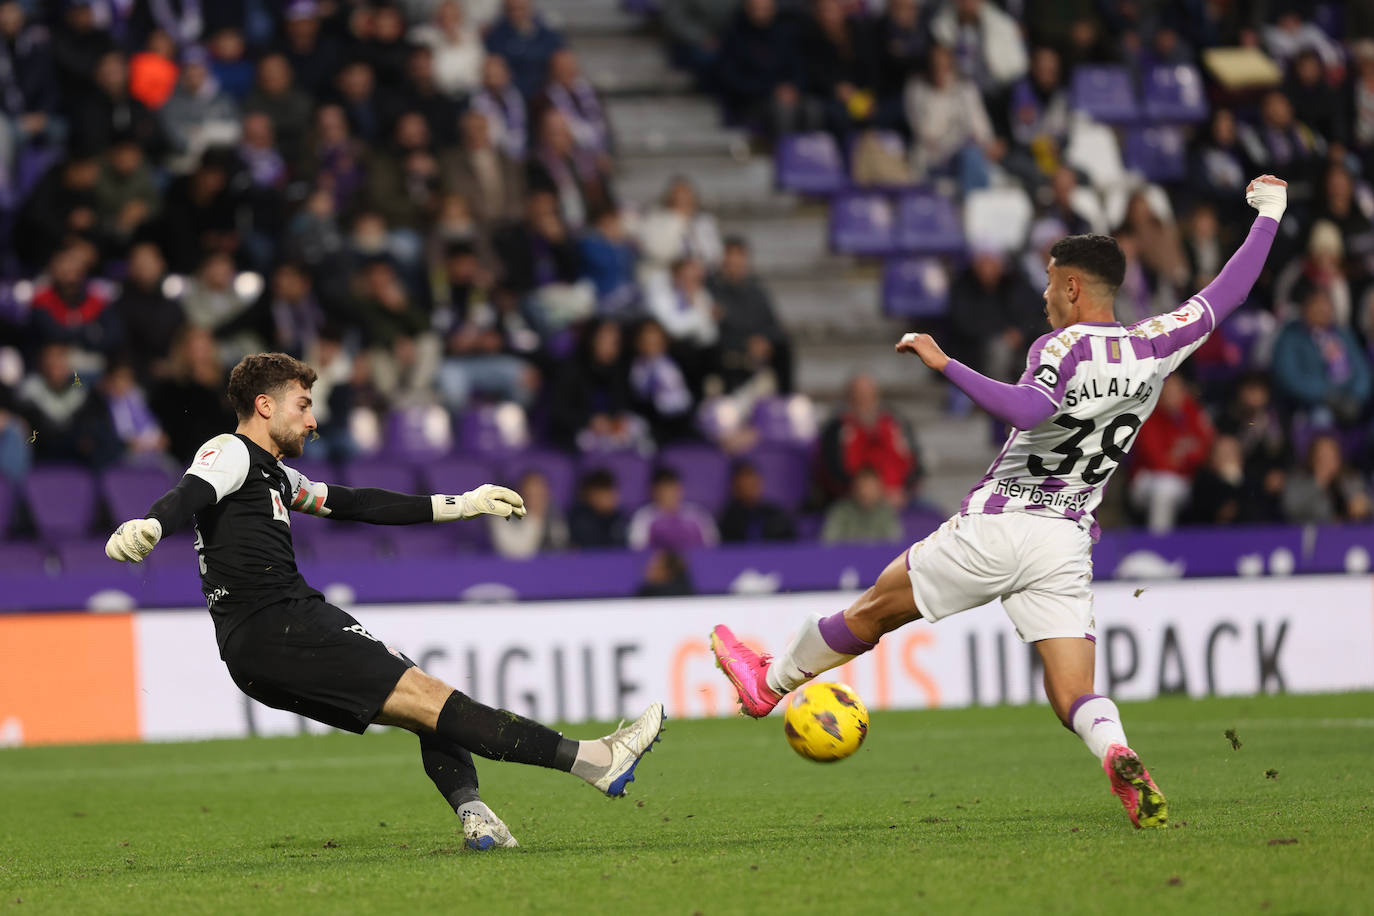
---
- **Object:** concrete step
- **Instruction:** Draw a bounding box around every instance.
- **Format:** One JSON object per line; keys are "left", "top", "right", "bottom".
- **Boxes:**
{"left": 573, "top": 35, "right": 693, "bottom": 95}
{"left": 547, "top": 6, "right": 650, "bottom": 36}
{"left": 906, "top": 411, "right": 999, "bottom": 511}
{"left": 718, "top": 210, "right": 830, "bottom": 275}
{"left": 794, "top": 337, "right": 928, "bottom": 400}
{"left": 767, "top": 271, "right": 885, "bottom": 336}
{"left": 606, "top": 94, "right": 721, "bottom": 129}
{"left": 614, "top": 151, "right": 775, "bottom": 209}
{"left": 606, "top": 96, "right": 749, "bottom": 156}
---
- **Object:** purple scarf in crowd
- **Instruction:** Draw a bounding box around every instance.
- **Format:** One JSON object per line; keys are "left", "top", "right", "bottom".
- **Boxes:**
{"left": 546, "top": 78, "right": 608, "bottom": 153}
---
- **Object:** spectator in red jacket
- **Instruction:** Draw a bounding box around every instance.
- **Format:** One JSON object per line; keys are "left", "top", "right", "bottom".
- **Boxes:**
{"left": 27, "top": 239, "right": 123, "bottom": 364}
{"left": 818, "top": 373, "right": 921, "bottom": 506}
{"left": 1129, "top": 375, "right": 1214, "bottom": 533}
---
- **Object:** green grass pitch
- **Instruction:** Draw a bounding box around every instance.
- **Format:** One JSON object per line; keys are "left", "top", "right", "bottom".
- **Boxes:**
{"left": 2, "top": 692, "right": 1372, "bottom": 915}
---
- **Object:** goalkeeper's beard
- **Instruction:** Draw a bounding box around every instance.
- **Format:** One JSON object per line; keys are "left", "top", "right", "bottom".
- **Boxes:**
{"left": 271, "top": 421, "right": 308, "bottom": 459}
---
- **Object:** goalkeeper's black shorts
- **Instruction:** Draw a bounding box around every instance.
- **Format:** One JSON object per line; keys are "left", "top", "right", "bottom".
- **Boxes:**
{"left": 221, "top": 596, "right": 413, "bottom": 734}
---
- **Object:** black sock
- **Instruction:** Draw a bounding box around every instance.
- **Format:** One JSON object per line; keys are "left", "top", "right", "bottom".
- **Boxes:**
{"left": 419, "top": 732, "right": 481, "bottom": 812}
{"left": 433, "top": 690, "right": 579, "bottom": 772}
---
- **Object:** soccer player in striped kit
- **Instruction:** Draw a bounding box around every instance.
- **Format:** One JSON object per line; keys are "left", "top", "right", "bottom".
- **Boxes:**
{"left": 711, "top": 175, "right": 1288, "bottom": 828}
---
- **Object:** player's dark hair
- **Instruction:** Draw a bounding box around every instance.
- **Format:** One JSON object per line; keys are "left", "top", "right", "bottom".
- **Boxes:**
{"left": 227, "top": 352, "right": 318, "bottom": 419}
{"left": 579, "top": 468, "right": 617, "bottom": 492}
{"left": 1048, "top": 234, "right": 1125, "bottom": 291}
{"left": 652, "top": 466, "right": 682, "bottom": 486}
{"left": 730, "top": 459, "right": 759, "bottom": 479}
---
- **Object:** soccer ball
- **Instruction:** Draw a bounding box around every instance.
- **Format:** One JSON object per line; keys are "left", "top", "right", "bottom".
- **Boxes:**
{"left": 782, "top": 682, "right": 869, "bottom": 762}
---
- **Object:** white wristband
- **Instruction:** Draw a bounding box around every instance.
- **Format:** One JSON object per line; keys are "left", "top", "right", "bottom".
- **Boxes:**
{"left": 432, "top": 493, "right": 464, "bottom": 522}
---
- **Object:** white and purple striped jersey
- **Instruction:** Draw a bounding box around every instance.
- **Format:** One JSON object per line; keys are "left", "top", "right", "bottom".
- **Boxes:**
{"left": 961, "top": 297, "right": 1217, "bottom": 539}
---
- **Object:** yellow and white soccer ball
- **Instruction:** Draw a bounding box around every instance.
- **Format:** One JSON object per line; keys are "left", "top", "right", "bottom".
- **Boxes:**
{"left": 782, "top": 682, "right": 869, "bottom": 762}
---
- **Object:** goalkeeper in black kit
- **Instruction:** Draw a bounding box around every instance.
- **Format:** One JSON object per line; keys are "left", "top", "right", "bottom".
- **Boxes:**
{"left": 105, "top": 352, "right": 665, "bottom": 850}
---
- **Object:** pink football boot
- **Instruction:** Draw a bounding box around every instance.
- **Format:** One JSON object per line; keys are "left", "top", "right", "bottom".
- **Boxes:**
{"left": 709, "top": 624, "right": 783, "bottom": 718}
{"left": 1104, "top": 744, "right": 1168, "bottom": 828}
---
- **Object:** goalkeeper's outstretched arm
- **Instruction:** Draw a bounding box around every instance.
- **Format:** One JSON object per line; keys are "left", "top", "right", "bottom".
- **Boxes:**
{"left": 106, "top": 474, "right": 217, "bottom": 562}
{"left": 288, "top": 480, "right": 528, "bottom": 525}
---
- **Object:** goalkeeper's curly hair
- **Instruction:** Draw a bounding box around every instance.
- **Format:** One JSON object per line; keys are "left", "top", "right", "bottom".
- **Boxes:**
{"left": 227, "top": 353, "right": 319, "bottom": 419}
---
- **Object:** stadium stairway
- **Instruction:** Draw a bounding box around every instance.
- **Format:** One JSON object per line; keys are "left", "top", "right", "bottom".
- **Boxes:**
{"left": 547, "top": 0, "right": 996, "bottom": 511}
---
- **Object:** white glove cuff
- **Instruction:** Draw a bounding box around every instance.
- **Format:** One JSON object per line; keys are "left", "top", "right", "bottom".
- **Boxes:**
{"left": 1255, "top": 201, "right": 1285, "bottom": 222}
{"left": 432, "top": 493, "right": 468, "bottom": 522}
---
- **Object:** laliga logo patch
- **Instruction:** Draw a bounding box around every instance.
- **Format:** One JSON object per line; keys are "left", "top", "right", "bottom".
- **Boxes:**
{"left": 1171, "top": 301, "right": 1203, "bottom": 324}
{"left": 1034, "top": 364, "right": 1059, "bottom": 389}
{"left": 194, "top": 446, "right": 220, "bottom": 468}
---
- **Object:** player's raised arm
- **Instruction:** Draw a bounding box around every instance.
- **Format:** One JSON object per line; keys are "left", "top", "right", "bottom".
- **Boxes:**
{"left": 105, "top": 434, "right": 246, "bottom": 562}
{"left": 897, "top": 332, "right": 1058, "bottom": 431}
{"left": 284, "top": 466, "right": 526, "bottom": 525}
{"left": 1191, "top": 175, "right": 1285, "bottom": 325}
{"left": 1130, "top": 175, "right": 1285, "bottom": 373}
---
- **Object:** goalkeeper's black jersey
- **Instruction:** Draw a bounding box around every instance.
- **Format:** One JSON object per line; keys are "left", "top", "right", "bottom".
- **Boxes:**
{"left": 183, "top": 433, "right": 323, "bottom": 652}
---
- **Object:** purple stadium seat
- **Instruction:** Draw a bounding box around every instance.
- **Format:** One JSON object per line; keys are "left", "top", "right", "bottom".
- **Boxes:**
{"left": 1124, "top": 126, "right": 1187, "bottom": 182}
{"left": 777, "top": 132, "right": 848, "bottom": 195}
{"left": 301, "top": 526, "right": 385, "bottom": 562}
{"left": 901, "top": 508, "right": 944, "bottom": 542}
{"left": 285, "top": 458, "right": 338, "bottom": 485}
{"left": 458, "top": 402, "right": 531, "bottom": 456}
{"left": 382, "top": 405, "right": 454, "bottom": 462}
{"left": 450, "top": 512, "right": 494, "bottom": 551}
{"left": 55, "top": 538, "right": 127, "bottom": 574}
{"left": 829, "top": 191, "right": 895, "bottom": 256}
{"left": 1070, "top": 65, "right": 1139, "bottom": 124}
{"left": 0, "top": 541, "right": 51, "bottom": 573}
{"left": 751, "top": 395, "right": 818, "bottom": 446}
{"left": 579, "top": 451, "right": 652, "bottom": 510}
{"left": 795, "top": 513, "right": 824, "bottom": 541}
{"left": 882, "top": 257, "right": 951, "bottom": 318}
{"left": 15, "top": 146, "right": 61, "bottom": 201}
{"left": 341, "top": 458, "right": 420, "bottom": 495}
{"left": 387, "top": 525, "right": 461, "bottom": 557}
{"left": 0, "top": 479, "right": 13, "bottom": 537}
{"left": 1141, "top": 64, "right": 1208, "bottom": 123}
{"left": 100, "top": 466, "right": 177, "bottom": 526}
{"left": 747, "top": 445, "right": 810, "bottom": 511}
{"left": 658, "top": 444, "right": 731, "bottom": 514}
{"left": 425, "top": 455, "right": 495, "bottom": 495}
{"left": 503, "top": 450, "right": 577, "bottom": 512}
{"left": 287, "top": 513, "right": 330, "bottom": 550}
{"left": 23, "top": 466, "right": 99, "bottom": 542}
{"left": 894, "top": 190, "right": 964, "bottom": 255}
{"left": 1219, "top": 310, "right": 1273, "bottom": 365}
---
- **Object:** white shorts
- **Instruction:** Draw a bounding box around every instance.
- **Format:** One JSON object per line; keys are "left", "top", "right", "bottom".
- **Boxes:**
{"left": 905, "top": 512, "right": 1095, "bottom": 643}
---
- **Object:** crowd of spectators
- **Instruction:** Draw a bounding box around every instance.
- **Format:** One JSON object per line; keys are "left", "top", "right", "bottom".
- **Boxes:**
{"left": 1, "top": 0, "right": 1372, "bottom": 570}
{"left": 0, "top": 0, "right": 828, "bottom": 543}
{"left": 664, "top": 0, "right": 1374, "bottom": 532}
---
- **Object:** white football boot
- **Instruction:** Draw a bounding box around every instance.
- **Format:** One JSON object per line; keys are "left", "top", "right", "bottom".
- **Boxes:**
{"left": 459, "top": 801, "right": 519, "bottom": 850}
{"left": 591, "top": 702, "right": 666, "bottom": 798}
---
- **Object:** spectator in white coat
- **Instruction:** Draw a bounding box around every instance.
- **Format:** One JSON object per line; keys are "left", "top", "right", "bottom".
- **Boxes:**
{"left": 410, "top": 0, "right": 486, "bottom": 97}
{"left": 928, "top": 0, "right": 1028, "bottom": 95}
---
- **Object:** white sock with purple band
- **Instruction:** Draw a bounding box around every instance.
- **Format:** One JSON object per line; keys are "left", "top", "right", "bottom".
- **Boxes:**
{"left": 1069, "top": 693, "right": 1130, "bottom": 762}
{"left": 766, "top": 611, "right": 877, "bottom": 696}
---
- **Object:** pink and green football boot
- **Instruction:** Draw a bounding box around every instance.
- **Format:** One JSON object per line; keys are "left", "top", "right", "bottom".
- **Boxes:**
{"left": 1104, "top": 744, "right": 1168, "bottom": 828}
{"left": 709, "top": 624, "right": 783, "bottom": 718}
